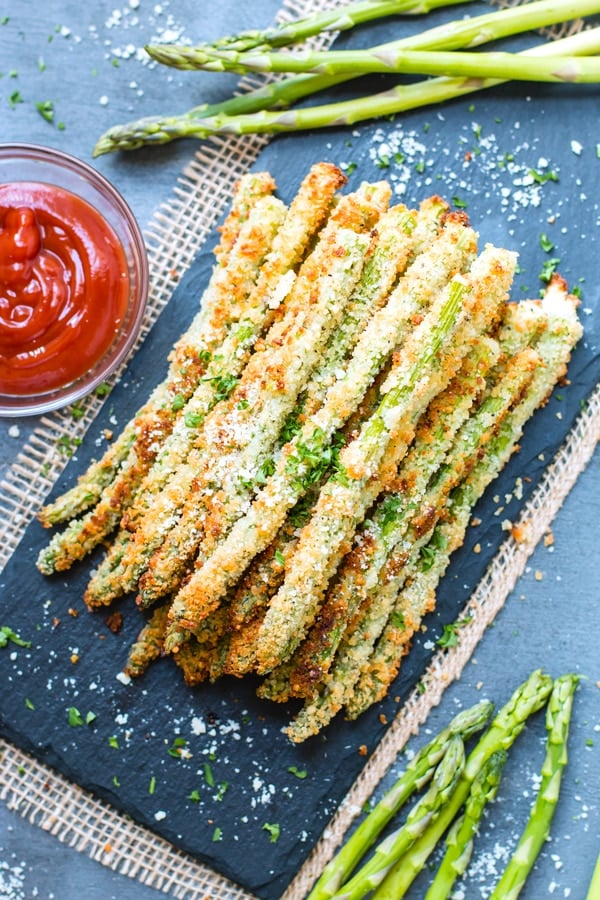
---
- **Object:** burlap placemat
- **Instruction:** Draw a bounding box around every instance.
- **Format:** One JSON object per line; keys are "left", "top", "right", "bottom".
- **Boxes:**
{"left": 1, "top": 2, "right": 598, "bottom": 898}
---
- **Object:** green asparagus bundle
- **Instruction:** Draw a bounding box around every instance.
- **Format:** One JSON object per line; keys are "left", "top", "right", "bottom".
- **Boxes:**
{"left": 94, "top": 0, "right": 600, "bottom": 155}
{"left": 304, "top": 670, "right": 578, "bottom": 899}
{"left": 308, "top": 700, "right": 494, "bottom": 900}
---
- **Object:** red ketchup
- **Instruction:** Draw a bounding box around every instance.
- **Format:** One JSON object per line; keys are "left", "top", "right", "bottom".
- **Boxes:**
{"left": 0, "top": 181, "right": 130, "bottom": 397}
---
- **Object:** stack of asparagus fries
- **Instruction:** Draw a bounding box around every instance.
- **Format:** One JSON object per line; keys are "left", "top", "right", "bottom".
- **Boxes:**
{"left": 36, "top": 163, "right": 582, "bottom": 741}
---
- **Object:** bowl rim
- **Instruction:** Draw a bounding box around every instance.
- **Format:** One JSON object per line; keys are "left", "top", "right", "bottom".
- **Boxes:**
{"left": 0, "top": 142, "right": 149, "bottom": 418}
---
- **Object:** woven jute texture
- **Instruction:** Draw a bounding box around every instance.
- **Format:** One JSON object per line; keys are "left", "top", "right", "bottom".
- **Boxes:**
{"left": 1, "top": 2, "right": 598, "bottom": 898}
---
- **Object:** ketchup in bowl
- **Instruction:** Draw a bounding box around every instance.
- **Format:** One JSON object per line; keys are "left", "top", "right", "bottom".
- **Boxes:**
{"left": 0, "top": 144, "right": 148, "bottom": 417}
{"left": 0, "top": 182, "right": 130, "bottom": 396}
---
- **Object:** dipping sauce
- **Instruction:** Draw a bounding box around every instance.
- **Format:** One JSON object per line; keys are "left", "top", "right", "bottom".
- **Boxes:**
{"left": 0, "top": 181, "right": 130, "bottom": 397}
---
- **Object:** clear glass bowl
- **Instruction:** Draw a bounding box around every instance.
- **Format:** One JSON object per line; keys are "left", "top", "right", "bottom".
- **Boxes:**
{"left": 0, "top": 143, "right": 149, "bottom": 417}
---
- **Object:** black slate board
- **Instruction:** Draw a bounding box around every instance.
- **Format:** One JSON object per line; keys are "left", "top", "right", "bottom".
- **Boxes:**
{"left": 1, "top": 74, "right": 599, "bottom": 898}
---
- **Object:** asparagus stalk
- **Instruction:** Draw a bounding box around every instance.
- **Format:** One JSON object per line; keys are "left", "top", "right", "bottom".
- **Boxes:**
{"left": 95, "top": 11, "right": 600, "bottom": 154}
{"left": 490, "top": 673, "right": 579, "bottom": 900}
{"left": 194, "top": 200, "right": 417, "bottom": 564}
{"left": 163, "top": 210, "right": 476, "bottom": 645}
{"left": 284, "top": 337, "right": 500, "bottom": 699}
{"left": 163, "top": 0, "right": 478, "bottom": 57}
{"left": 125, "top": 604, "right": 170, "bottom": 678}
{"left": 586, "top": 853, "right": 600, "bottom": 900}
{"left": 423, "top": 750, "right": 507, "bottom": 899}
{"left": 155, "top": 42, "right": 600, "bottom": 80}
{"left": 223, "top": 47, "right": 600, "bottom": 82}
{"left": 152, "top": 0, "right": 599, "bottom": 70}
{"left": 333, "top": 735, "right": 466, "bottom": 899}
{"left": 308, "top": 700, "right": 493, "bottom": 900}
{"left": 280, "top": 344, "right": 538, "bottom": 736}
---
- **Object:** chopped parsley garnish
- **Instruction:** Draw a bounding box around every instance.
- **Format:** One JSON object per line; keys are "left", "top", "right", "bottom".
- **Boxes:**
{"left": 203, "top": 761, "right": 215, "bottom": 787}
{"left": 345, "top": 162, "right": 357, "bottom": 175}
{"left": 528, "top": 167, "right": 559, "bottom": 184}
{"left": 167, "top": 736, "right": 189, "bottom": 758}
{"left": 188, "top": 789, "right": 201, "bottom": 802}
{"left": 8, "top": 90, "right": 24, "bottom": 109}
{"left": 149, "top": 776, "right": 156, "bottom": 795}
{"left": 68, "top": 707, "right": 83, "bottom": 727}
{"left": 0, "top": 626, "right": 30, "bottom": 649}
{"left": 108, "top": 735, "right": 119, "bottom": 749}
{"left": 56, "top": 435, "right": 82, "bottom": 457}
{"left": 69, "top": 704, "right": 100, "bottom": 731}
{"left": 171, "top": 393, "right": 185, "bottom": 412}
{"left": 539, "top": 233, "right": 554, "bottom": 253}
{"left": 452, "top": 195, "right": 468, "bottom": 209}
{"left": 25, "top": 698, "right": 35, "bottom": 710}
{"left": 539, "top": 257, "right": 561, "bottom": 284}
{"left": 184, "top": 411, "right": 203, "bottom": 429}
{"left": 288, "top": 765, "right": 308, "bottom": 779}
{"left": 263, "top": 822, "right": 281, "bottom": 843}
{"left": 70, "top": 400, "right": 86, "bottom": 420}
{"left": 215, "top": 781, "right": 229, "bottom": 802}
{"left": 35, "top": 99, "right": 55, "bottom": 123}
{"left": 436, "top": 616, "right": 473, "bottom": 649}
{"left": 94, "top": 382, "right": 112, "bottom": 397}
{"left": 212, "top": 826, "right": 223, "bottom": 842}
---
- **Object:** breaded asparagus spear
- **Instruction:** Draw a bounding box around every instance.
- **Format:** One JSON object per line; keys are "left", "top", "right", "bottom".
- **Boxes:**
{"left": 83, "top": 162, "right": 348, "bottom": 605}
{"left": 36, "top": 170, "right": 277, "bottom": 529}
{"left": 136, "top": 183, "right": 388, "bottom": 606}
{"left": 346, "top": 280, "right": 582, "bottom": 718}
{"left": 284, "top": 336, "right": 499, "bottom": 698}
{"left": 37, "top": 190, "right": 287, "bottom": 574}
{"left": 253, "top": 245, "right": 516, "bottom": 676}
{"left": 164, "top": 209, "right": 477, "bottom": 647}
{"left": 264, "top": 343, "right": 538, "bottom": 717}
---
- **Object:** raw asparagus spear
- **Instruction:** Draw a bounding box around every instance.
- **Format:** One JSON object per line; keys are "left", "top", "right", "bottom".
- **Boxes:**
{"left": 164, "top": 210, "right": 476, "bottom": 646}
{"left": 423, "top": 750, "right": 507, "bottom": 899}
{"left": 333, "top": 735, "right": 466, "bottom": 899}
{"left": 490, "top": 674, "right": 579, "bottom": 900}
{"left": 95, "top": 23, "right": 600, "bottom": 153}
{"left": 154, "top": 0, "right": 477, "bottom": 57}
{"left": 308, "top": 700, "right": 493, "bottom": 900}
{"left": 36, "top": 170, "right": 276, "bottom": 528}
{"left": 36, "top": 190, "right": 287, "bottom": 574}
{"left": 585, "top": 853, "right": 600, "bottom": 900}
